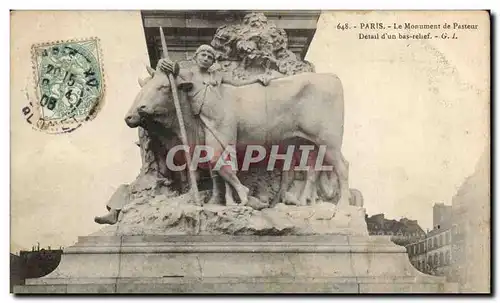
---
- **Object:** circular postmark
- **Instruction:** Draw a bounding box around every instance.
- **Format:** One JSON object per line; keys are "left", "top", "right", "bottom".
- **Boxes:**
{"left": 30, "top": 38, "right": 105, "bottom": 134}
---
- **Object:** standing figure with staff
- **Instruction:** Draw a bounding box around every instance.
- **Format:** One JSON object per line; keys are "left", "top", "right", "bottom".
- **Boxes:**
{"left": 158, "top": 44, "right": 271, "bottom": 206}
{"left": 94, "top": 32, "right": 273, "bottom": 225}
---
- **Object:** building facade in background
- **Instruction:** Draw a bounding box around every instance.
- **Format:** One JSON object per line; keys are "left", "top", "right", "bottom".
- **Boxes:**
{"left": 365, "top": 214, "right": 426, "bottom": 247}
{"left": 10, "top": 246, "right": 63, "bottom": 291}
{"left": 433, "top": 203, "right": 452, "bottom": 230}
{"left": 404, "top": 148, "right": 490, "bottom": 292}
{"left": 450, "top": 149, "right": 490, "bottom": 292}
{"left": 406, "top": 203, "right": 453, "bottom": 277}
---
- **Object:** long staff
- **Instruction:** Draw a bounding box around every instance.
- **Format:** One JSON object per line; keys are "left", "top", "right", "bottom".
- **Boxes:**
{"left": 159, "top": 27, "right": 201, "bottom": 206}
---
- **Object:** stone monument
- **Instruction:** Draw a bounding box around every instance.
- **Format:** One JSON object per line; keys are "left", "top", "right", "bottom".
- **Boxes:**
{"left": 16, "top": 11, "right": 456, "bottom": 293}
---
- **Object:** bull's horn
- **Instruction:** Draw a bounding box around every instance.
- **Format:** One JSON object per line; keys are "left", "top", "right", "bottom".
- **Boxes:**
{"left": 146, "top": 66, "right": 155, "bottom": 76}
{"left": 138, "top": 77, "right": 147, "bottom": 87}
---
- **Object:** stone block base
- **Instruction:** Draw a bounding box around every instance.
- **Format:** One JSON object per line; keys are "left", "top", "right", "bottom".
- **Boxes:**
{"left": 15, "top": 235, "right": 457, "bottom": 294}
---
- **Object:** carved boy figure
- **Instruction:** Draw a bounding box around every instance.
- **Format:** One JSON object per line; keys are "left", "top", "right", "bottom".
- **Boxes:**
{"left": 158, "top": 44, "right": 270, "bottom": 114}
{"left": 158, "top": 44, "right": 271, "bottom": 205}
{"left": 94, "top": 184, "right": 130, "bottom": 225}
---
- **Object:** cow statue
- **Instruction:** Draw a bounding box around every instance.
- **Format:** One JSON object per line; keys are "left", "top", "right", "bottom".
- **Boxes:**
{"left": 124, "top": 61, "right": 353, "bottom": 209}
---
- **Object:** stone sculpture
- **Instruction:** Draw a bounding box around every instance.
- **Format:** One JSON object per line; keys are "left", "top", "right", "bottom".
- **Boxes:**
{"left": 95, "top": 12, "right": 362, "bottom": 232}
{"left": 17, "top": 11, "right": 456, "bottom": 294}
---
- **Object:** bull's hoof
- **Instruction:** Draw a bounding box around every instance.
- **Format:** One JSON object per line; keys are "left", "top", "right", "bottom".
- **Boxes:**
{"left": 206, "top": 196, "right": 223, "bottom": 205}
{"left": 283, "top": 192, "right": 301, "bottom": 206}
{"left": 236, "top": 185, "right": 250, "bottom": 206}
{"left": 247, "top": 196, "right": 269, "bottom": 210}
{"left": 298, "top": 196, "right": 309, "bottom": 207}
{"left": 225, "top": 199, "right": 238, "bottom": 206}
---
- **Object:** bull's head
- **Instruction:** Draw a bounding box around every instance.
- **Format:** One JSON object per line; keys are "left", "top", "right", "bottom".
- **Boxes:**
{"left": 124, "top": 65, "right": 189, "bottom": 129}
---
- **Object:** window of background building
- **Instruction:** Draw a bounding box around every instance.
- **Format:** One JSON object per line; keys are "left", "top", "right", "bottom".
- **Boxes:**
{"left": 439, "top": 252, "right": 444, "bottom": 265}
{"left": 428, "top": 239, "right": 432, "bottom": 249}
{"left": 434, "top": 254, "right": 439, "bottom": 266}
{"left": 445, "top": 251, "right": 451, "bottom": 265}
{"left": 427, "top": 256, "right": 432, "bottom": 267}
{"left": 440, "top": 234, "right": 444, "bottom": 247}
{"left": 433, "top": 237, "right": 437, "bottom": 248}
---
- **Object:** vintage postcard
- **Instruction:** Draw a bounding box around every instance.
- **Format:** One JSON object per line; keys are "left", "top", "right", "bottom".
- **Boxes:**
{"left": 10, "top": 10, "right": 490, "bottom": 293}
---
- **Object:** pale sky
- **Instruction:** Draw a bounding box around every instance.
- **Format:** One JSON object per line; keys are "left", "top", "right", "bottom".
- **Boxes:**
{"left": 10, "top": 11, "right": 489, "bottom": 251}
{"left": 306, "top": 11, "right": 489, "bottom": 230}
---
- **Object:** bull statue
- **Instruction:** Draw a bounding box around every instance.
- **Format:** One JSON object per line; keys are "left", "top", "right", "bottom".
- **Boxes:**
{"left": 124, "top": 48, "right": 352, "bottom": 209}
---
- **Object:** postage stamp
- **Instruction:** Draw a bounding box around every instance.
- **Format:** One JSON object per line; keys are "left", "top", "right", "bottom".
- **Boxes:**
{"left": 30, "top": 37, "right": 105, "bottom": 133}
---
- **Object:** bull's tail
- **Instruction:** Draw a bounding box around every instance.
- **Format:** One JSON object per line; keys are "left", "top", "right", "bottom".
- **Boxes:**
{"left": 318, "top": 172, "right": 364, "bottom": 207}
{"left": 317, "top": 150, "right": 346, "bottom": 202}
{"left": 317, "top": 170, "right": 339, "bottom": 202}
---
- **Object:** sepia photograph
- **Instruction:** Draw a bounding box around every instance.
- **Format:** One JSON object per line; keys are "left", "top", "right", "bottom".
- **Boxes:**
{"left": 9, "top": 9, "right": 490, "bottom": 294}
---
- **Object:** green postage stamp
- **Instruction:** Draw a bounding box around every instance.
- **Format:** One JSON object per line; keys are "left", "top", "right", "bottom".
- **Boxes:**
{"left": 30, "top": 37, "right": 105, "bottom": 133}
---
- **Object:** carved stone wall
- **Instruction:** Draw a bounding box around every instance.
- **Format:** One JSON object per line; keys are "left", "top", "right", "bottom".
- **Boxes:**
{"left": 210, "top": 12, "right": 315, "bottom": 80}
{"left": 141, "top": 10, "right": 320, "bottom": 68}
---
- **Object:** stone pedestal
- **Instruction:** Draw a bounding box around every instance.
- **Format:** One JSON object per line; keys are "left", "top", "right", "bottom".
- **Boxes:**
{"left": 15, "top": 235, "right": 457, "bottom": 293}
